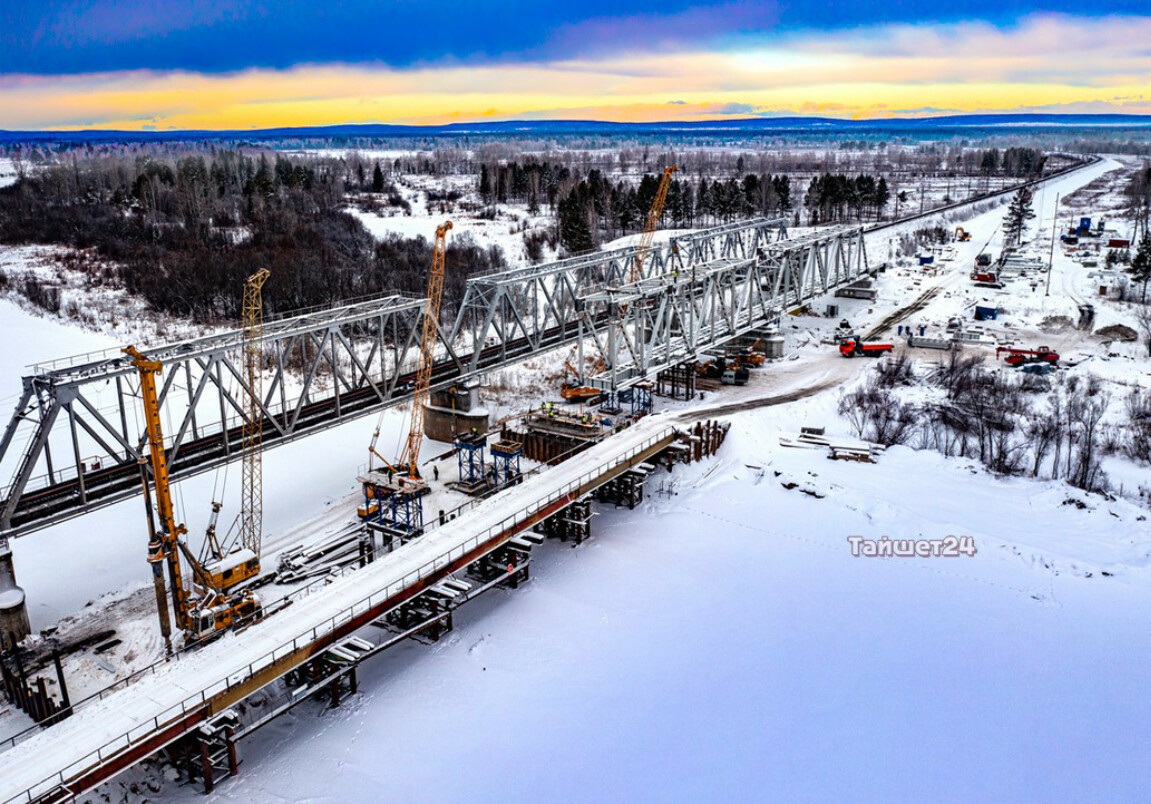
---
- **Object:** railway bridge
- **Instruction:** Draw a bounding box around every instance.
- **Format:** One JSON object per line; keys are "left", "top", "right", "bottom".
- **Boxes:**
{"left": 0, "top": 218, "right": 867, "bottom": 538}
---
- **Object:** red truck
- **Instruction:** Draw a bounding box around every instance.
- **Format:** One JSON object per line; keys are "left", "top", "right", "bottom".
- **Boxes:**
{"left": 996, "top": 345, "right": 1060, "bottom": 367}
{"left": 839, "top": 337, "right": 894, "bottom": 358}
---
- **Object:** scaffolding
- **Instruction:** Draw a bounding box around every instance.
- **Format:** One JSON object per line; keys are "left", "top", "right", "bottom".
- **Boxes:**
{"left": 454, "top": 432, "right": 487, "bottom": 488}
{"left": 489, "top": 440, "right": 523, "bottom": 490}
{"left": 656, "top": 360, "right": 697, "bottom": 400}
{"left": 361, "top": 479, "right": 425, "bottom": 547}
{"left": 630, "top": 382, "right": 654, "bottom": 416}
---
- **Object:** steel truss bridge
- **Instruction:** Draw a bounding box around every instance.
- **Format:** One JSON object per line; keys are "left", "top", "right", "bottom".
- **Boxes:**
{"left": 0, "top": 218, "right": 866, "bottom": 537}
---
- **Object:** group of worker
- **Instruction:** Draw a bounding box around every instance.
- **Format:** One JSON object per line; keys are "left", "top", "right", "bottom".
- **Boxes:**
{"left": 539, "top": 400, "right": 599, "bottom": 427}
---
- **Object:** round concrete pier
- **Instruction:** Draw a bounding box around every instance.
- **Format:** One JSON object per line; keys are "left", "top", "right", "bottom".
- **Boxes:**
{"left": 0, "top": 545, "right": 31, "bottom": 651}
{"left": 763, "top": 332, "right": 785, "bottom": 358}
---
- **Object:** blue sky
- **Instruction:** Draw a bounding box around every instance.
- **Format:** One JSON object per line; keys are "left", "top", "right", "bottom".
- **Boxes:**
{"left": 4, "top": 0, "right": 1147, "bottom": 74}
{"left": 1, "top": 1, "right": 1148, "bottom": 129}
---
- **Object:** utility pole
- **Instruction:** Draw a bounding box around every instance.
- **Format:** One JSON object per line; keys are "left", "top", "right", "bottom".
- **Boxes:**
{"left": 1046, "top": 192, "right": 1060, "bottom": 297}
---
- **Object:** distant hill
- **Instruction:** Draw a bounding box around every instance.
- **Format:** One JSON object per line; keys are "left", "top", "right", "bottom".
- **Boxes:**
{"left": 2, "top": 113, "right": 1150, "bottom": 144}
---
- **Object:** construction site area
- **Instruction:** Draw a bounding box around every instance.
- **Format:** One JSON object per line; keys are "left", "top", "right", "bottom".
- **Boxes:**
{"left": 1, "top": 148, "right": 1150, "bottom": 803}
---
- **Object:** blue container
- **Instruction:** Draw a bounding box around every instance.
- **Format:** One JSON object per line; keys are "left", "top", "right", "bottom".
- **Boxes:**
{"left": 1080, "top": 217, "right": 1092, "bottom": 230}
{"left": 974, "top": 305, "right": 998, "bottom": 321}
{"left": 918, "top": 255, "right": 934, "bottom": 265}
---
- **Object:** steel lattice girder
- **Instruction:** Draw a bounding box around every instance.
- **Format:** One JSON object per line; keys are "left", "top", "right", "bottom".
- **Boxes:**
{"left": 447, "top": 217, "right": 789, "bottom": 375}
{"left": 577, "top": 226, "right": 868, "bottom": 389}
{"left": 0, "top": 295, "right": 440, "bottom": 535}
{"left": 0, "top": 218, "right": 795, "bottom": 537}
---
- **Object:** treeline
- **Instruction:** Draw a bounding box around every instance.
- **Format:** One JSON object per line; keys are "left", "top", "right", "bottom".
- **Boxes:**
{"left": 479, "top": 160, "right": 569, "bottom": 212}
{"left": 0, "top": 150, "right": 503, "bottom": 321}
{"left": 803, "top": 174, "right": 890, "bottom": 224}
{"left": 975, "top": 147, "right": 1045, "bottom": 177}
{"left": 839, "top": 353, "right": 1134, "bottom": 494}
{"left": 552, "top": 169, "right": 794, "bottom": 253}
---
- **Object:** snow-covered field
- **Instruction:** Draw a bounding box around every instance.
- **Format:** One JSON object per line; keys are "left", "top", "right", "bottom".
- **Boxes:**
{"left": 153, "top": 408, "right": 1151, "bottom": 804}
{"left": 0, "top": 152, "right": 1149, "bottom": 802}
{"left": 0, "top": 159, "right": 18, "bottom": 189}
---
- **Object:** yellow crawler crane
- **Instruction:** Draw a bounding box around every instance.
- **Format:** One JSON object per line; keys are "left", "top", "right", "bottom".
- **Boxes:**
{"left": 397, "top": 221, "right": 452, "bottom": 480}
{"left": 126, "top": 346, "right": 260, "bottom": 645}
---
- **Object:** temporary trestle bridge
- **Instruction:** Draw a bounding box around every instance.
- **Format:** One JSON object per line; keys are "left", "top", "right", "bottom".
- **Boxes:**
{"left": 0, "top": 416, "right": 693, "bottom": 804}
{"left": 0, "top": 218, "right": 865, "bottom": 537}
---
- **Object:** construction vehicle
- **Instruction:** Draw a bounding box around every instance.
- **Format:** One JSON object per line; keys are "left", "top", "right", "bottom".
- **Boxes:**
{"left": 127, "top": 346, "right": 261, "bottom": 646}
{"left": 726, "top": 339, "right": 766, "bottom": 367}
{"left": 559, "top": 346, "right": 603, "bottom": 403}
{"left": 996, "top": 345, "right": 1059, "bottom": 367}
{"left": 628, "top": 165, "right": 678, "bottom": 284}
{"left": 198, "top": 268, "right": 269, "bottom": 591}
{"left": 954, "top": 227, "right": 972, "bottom": 242}
{"left": 394, "top": 221, "right": 452, "bottom": 481}
{"left": 970, "top": 266, "right": 1002, "bottom": 288}
{"left": 721, "top": 364, "right": 750, "bottom": 385}
{"left": 839, "top": 337, "right": 893, "bottom": 358}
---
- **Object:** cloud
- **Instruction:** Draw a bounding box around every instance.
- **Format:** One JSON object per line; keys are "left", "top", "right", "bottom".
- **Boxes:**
{"left": 709, "top": 102, "right": 762, "bottom": 115}
{"left": 2, "top": 13, "right": 1151, "bottom": 129}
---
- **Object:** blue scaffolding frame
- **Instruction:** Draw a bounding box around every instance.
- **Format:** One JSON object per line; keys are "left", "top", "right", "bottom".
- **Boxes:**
{"left": 490, "top": 441, "right": 523, "bottom": 490}
{"left": 387, "top": 489, "right": 424, "bottom": 537}
{"left": 630, "top": 385, "right": 653, "bottom": 416}
{"left": 455, "top": 437, "right": 486, "bottom": 485}
{"left": 363, "top": 480, "right": 424, "bottom": 540}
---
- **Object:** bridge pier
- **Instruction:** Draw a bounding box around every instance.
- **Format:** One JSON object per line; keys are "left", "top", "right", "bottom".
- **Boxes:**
{"left": 0, "top": 540, "right": 30, "bottom": 652}
{"left": 425, "top": 382, "right": 489, "bottom": 443}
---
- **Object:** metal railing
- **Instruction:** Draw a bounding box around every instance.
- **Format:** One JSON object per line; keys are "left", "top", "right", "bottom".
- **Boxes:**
{"left": 3, "top": 425, "right": 676, "bottom": 804}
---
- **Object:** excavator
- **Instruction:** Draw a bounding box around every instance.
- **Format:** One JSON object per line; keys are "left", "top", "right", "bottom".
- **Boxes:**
{"left": 559, "top": 346, "right": 603, "bottom": 403}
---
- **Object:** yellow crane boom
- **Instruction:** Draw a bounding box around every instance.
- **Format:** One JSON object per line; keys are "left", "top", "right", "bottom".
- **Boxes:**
{"left": 629, "top": 165, "right": 678, "bottom": 284}
{"left": 127, "top": 342, "right": 263, "bottom": 643}
{"left": 398, "top": 221, "right": 452, "bottom": 479}
{"left": 125, "top": 346, "right": 193, "bottom": 634}
{"left": 240, "top": 268, "right": 270, "bottom": 561}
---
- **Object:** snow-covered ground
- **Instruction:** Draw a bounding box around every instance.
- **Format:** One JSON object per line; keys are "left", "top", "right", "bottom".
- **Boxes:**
{"left": 345, "top": 172, "right": 556, "bottom": 266}
{"left": 0, "top": 245, "right": 213, "bottom": 345}
{"left": 148, "top": 409, "right": 1151, "bottom": 804}
{"left": 0, "top": 159, "right": 18, "bottom": 189}
{"left": 1, "top": 152, "right": 1150, "bottom": 801}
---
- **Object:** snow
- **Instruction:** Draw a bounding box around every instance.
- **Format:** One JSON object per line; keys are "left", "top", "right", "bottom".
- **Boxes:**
{"left": 0, "top": 416, "right": 676, "bottom": 802}
{"left": 150, "top": 403, "right": 1151, "bottom": 804}
{"left": 2, "top": 152, "right": 1151, "bottom": 802}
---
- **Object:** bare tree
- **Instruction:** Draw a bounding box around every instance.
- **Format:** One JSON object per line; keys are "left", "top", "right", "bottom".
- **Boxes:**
{"left": 1135, "top": 303, "right": 1151, "bottom": 358}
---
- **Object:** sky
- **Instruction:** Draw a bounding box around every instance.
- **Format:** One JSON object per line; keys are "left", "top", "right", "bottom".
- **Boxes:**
{"left": 1, "top": 0, "right": 1149, "bottom": 130}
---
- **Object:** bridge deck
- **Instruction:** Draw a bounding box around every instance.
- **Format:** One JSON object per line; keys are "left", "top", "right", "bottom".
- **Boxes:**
{"left": 0, "top": 416, "right": 678, "bottom": 804}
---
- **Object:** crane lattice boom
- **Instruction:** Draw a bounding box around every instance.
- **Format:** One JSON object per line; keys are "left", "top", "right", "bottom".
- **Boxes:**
{"left": 629, "top": 165, "right": 678, "bottom": 284}
{"left": 399, "top": 221, "right": 452, "bottom": 479}
{"left": 240, "top": 269, "right": 270, "bottom": 558}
